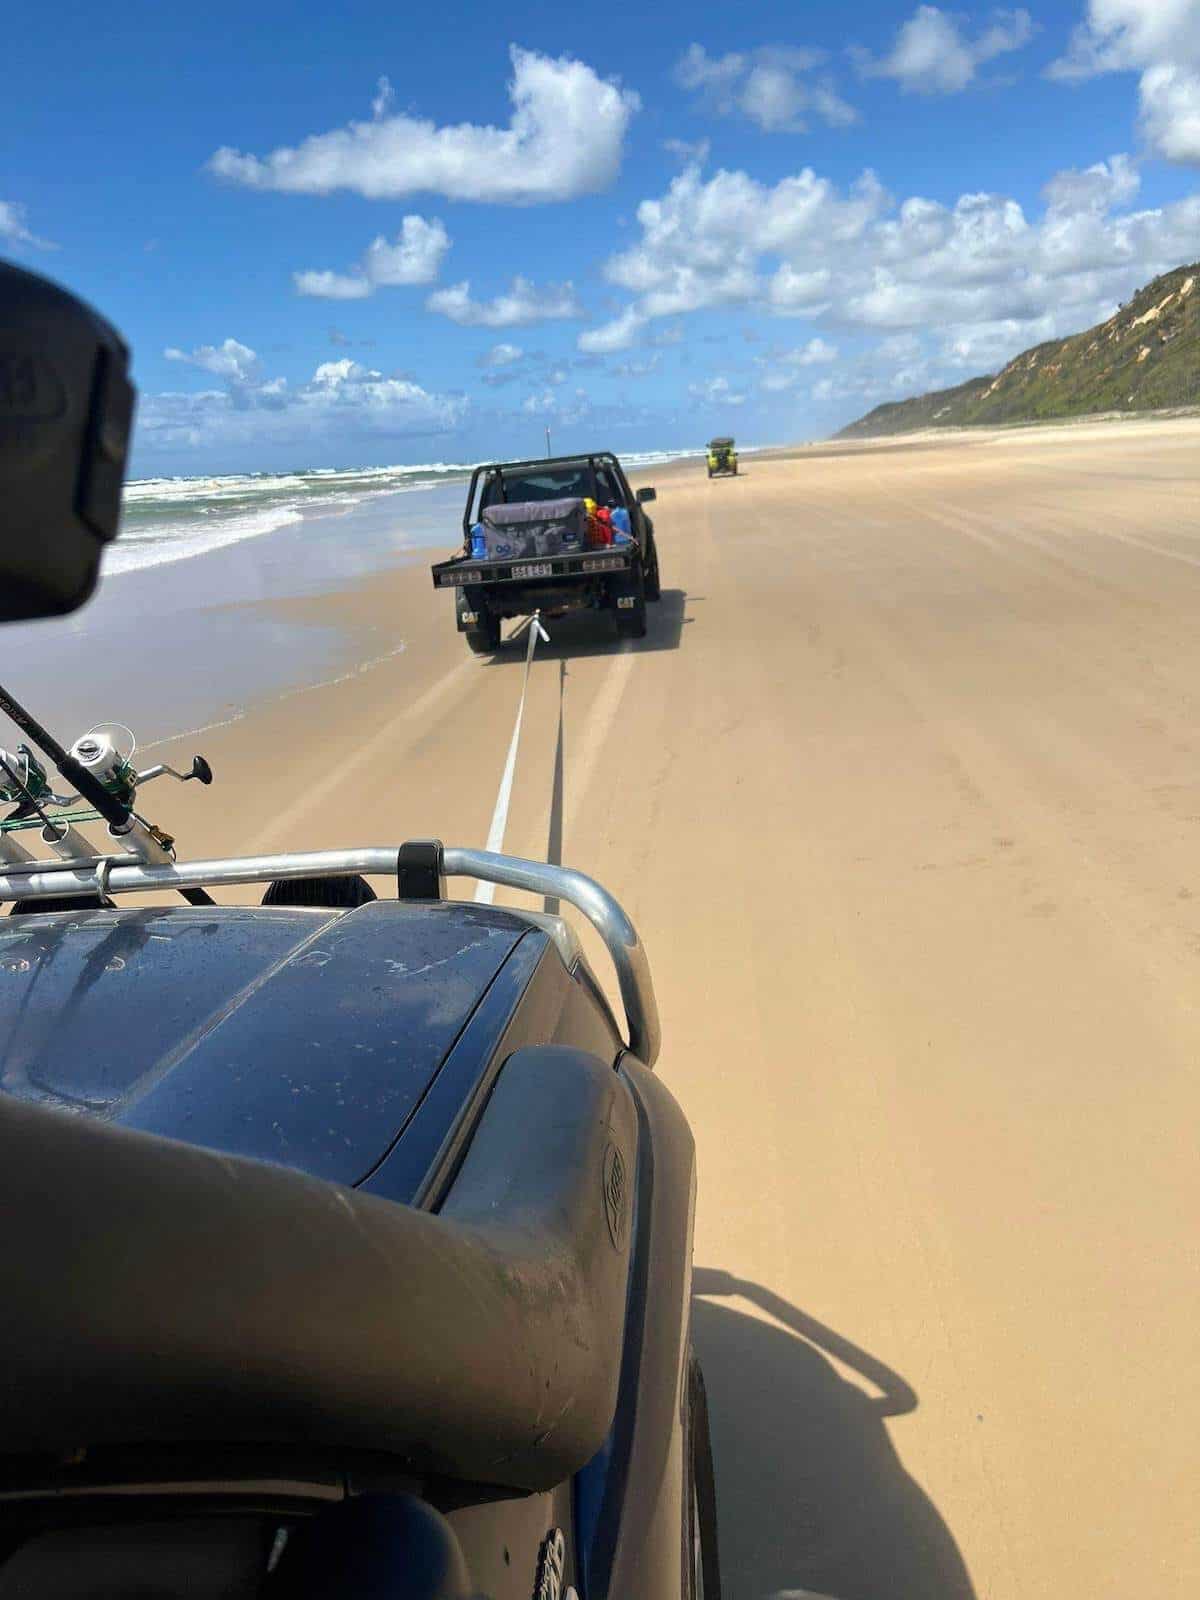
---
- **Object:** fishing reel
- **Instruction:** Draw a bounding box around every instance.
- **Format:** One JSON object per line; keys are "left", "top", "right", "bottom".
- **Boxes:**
{"left": 67, "top": 726, "right": 139, "bottom": 809}
{"left": 0, "top": 747, "right": 52, "bottom": 809}
{"left": 70, "top": 725, "right": 213, "bottom": 812}
{"left": 0, "top": 723, "right": 212, "bottom": 821}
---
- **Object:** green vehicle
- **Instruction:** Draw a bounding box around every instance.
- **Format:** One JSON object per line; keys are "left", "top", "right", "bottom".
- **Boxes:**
{"left": 706, "top": 437, "right": 738, "bottom": 478}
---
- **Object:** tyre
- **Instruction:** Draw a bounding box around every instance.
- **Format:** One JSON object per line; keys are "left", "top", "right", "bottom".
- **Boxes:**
{"left": 644, "top": 534, "right": 662, "bottom": 601}
{"left": 688, "top": 1354, "right": 722, "bottom": 1600}
{"left": 465, "top": 622, "right": 499, "bottom": 655}
{"left": 460, "top": 595, "right": 500, "bottom": 655}
{"left": 614, "top": 564, "right": 647, "bottom": 639}
{"left": 707, "top": 468, "right": 713, "bottom": 478}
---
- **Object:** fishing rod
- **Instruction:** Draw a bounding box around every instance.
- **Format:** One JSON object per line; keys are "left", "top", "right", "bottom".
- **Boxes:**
{"left": 0, "top": 682, "right": 133, "bottom": 830}
{"left": 0, "top": 682, "right": 216, "bottom": 907}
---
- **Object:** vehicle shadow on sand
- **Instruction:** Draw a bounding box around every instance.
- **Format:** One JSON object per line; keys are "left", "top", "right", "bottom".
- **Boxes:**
{"left": 484, "top": 588, "right": 692, "bottom": 664}
{"left": 692, "top": 1269, "right": 978, "bottom": 1600}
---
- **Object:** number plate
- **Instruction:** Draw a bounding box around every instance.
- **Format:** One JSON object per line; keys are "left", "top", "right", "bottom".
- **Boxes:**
{"left": 511, "top": 561, "right": 553, "bottom": 579}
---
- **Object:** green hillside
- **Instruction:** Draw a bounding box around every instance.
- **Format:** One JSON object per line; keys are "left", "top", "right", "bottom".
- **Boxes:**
{"left": 837, "top": 263, "right": 1200, "bottom": 439}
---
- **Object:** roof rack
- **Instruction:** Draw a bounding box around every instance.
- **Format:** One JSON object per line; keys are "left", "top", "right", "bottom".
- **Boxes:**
{"left": 0, "top": 842, "right": 661, "bottom": 1068}
{"left": 461, "top": 452, "right": 635, "bottom": 534}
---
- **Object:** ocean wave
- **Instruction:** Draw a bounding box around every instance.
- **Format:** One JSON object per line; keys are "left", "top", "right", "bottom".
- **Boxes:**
{"left": 619, "top": 447, "right": 707, "bottom": 467}
{"left": 124, "top": 462, "right": 477, "bottom": 508}
{"left": 103, "top": 504, "right": 306, "bottom": 576}
{"left": 112, "top": 462, "right": 478, "bottom": 578}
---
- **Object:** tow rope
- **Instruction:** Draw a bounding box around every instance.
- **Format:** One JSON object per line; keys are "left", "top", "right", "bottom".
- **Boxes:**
{"left": 474, "top": 611, "right": 551, "bottom": 905}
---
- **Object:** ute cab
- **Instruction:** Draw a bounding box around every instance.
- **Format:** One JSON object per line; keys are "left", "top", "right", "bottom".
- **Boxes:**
{"left": 706, "top": 438, "right": 738, "bottom": 478}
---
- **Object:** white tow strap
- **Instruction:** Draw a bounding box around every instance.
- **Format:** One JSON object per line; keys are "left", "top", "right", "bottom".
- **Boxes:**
{"left": 475, "top": 613, "right": 550, "bottom": 904}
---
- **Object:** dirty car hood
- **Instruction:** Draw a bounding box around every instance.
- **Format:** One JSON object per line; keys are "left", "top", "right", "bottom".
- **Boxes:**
{"left": 0, "top": 900, "right": 529, "bottom": 1185}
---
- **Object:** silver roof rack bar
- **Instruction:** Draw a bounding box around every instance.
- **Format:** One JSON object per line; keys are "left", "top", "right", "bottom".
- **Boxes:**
{"left": 0, "top": 844, "right": 661, "bottom": 1068}
{"left": 442, "top": 847, "right": 659, "bottom": 1068}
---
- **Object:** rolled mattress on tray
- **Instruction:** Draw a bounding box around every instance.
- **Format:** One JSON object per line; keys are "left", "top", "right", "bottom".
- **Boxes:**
{"left": 479, "top": 498, "right": 587, "bottom": 559}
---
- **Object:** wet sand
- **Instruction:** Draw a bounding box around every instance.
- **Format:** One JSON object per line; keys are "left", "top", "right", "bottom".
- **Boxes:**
{"left": 78, "top": 419, "right": 1200, "bottom": 1597}
{"left": 0, "top": 479, "right": 465, "bottom": 746}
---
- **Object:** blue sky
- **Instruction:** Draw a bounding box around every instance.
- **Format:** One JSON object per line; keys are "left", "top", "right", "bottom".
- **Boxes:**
{"left": 7, "top": 0, "right": 1200, "bottom": 473}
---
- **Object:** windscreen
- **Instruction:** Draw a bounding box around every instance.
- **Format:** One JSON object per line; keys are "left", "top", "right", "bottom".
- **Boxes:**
{"left": 478, "top": 463, "right": 625, "bottom": 512}
{"left": 486, "top": 465, "right": 594, "bottom": 505}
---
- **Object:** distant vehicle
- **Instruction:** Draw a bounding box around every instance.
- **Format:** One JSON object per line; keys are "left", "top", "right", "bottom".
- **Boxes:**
{"left": 431, "top": 451, "right": 662, "bottom": 654}
{"left": 706, "top": 438, "right": 738, "bottom": 478}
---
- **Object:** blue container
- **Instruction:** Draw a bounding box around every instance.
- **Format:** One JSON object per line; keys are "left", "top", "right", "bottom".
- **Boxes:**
{"left": 470, "top": 524, "right": 486, "bottom": 560}
{"left": 611, "top": 507, "right": 632, "bottom": 544}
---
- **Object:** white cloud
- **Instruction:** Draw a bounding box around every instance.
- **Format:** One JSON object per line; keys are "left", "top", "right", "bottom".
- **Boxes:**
{"left": 293, "top": 271, "right": 375, "bottom": 301}
{"left": 482, "top": 342, "right": 524, "bottom": 368}
{"left": 787, "top": 336, "right": 839, "bottom": 365}
{"left": 141, "top": 337, "right": 466, "bottom": 460}
{"left": 295, "top": 215, "right": 450, "bottom": 299}
{"left": 856, "top": 6, "right": 1035, "bottom": 94}
{"left": 581, "top": 164, "right": 885, "bottom": 354}
{"left": 573, "top": 313, "right": 687, "bottom": 355}
{"left": 688, "top": 375, "right": 746, "bottom": 406}
{"left": 664, "top": 136, "right": 712, "bottom": 166}
{"left": 310, "top": 358, "right": 361, "bottom": 387}
{"left": 878, "top": 332, "right": 925, "bottom": 362}
{"left": 767, "top": 263, "right": 835, "bottom": 314}
{"left": 741, "top": 60, "right": 857, "bottom": 131}
{"left": 1049, "top": 0, "right": 1200, "bottom": 162}
{"left": 675, "top": 43, "right": 750, "bottom": 96}
{"left": 519, "top": 385, "right": 593, "bottom": 424}
{"left": 674, "top": 43, "right": 858, "bottom": 131}
{"left": 1139, "top": 64, "right": 1200, "bottom": 161}
{"left": 1050, "top": 0, "right": 1200, "bottom": 79}
{"left": 426, "top": 275, "right": 581, "bottom": 327}
{"left": 612, "top": 351, "right": 663, "bottom": 377}
{"left": 1041, "top": 151, "right": 1140, "bottom": 213}
{"left": 165, "top": 338, "right": 261, "bottom": 384}
{"left": 741, "top": 62, "right": 813, "bottom": 132}
{"left": 940, "top": 314, "right": 1060, "bottom": 368}
{"left": 0, "top": 201, "right": 56, "bottom": 250}
{"left": 808, "top": 336, "right": 942, "bottom": 409}
{"left": 209, "top": 46, "right": 639, "bottom": 204}
{"left": 363, "top": 216, "right": 450, "bottom": 284}
{"left": 578, "top": 305, "right": 646, "bottom": 353}
{"left": 758, "top": 337, "right": 838, "bottom": 391}
{"left": 581, "top": 153, "right": 1200, "bottom": 391}
{"left": 477, "top": 344, "right": 576, "bottom": 387}
{"left": 521, "top": 389, "right": 557, "bottom": 414}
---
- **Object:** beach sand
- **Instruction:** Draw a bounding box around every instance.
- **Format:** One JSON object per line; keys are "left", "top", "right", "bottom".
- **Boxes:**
{"left": 44, "top": 419, "right": 1200, "bottom": 1598}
